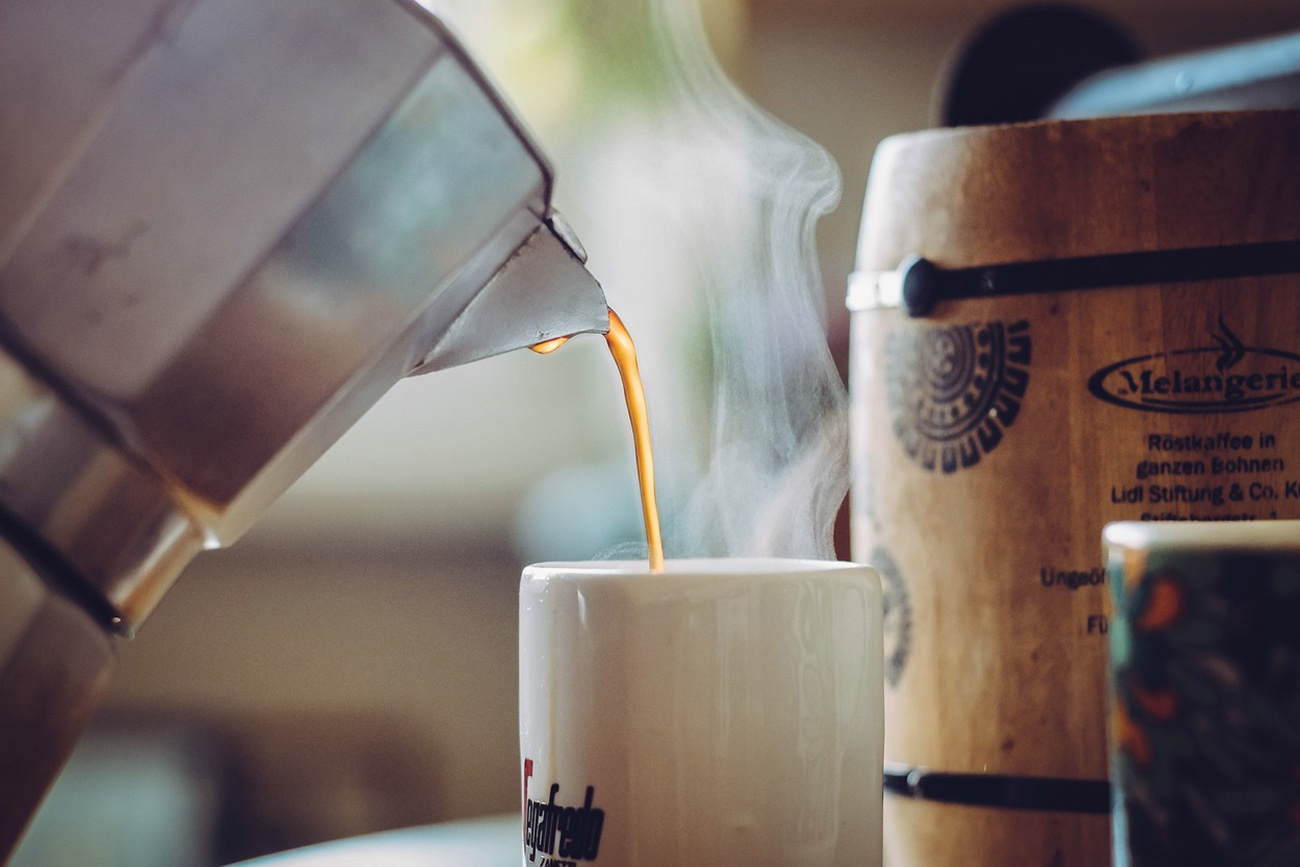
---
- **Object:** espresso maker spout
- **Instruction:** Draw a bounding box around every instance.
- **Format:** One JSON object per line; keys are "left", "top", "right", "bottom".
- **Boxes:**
{"left": 415, "top": 211, "right": 610, "bottom": 373}
{"left": 0, "top": 0, "right": 606, "bottom": 857}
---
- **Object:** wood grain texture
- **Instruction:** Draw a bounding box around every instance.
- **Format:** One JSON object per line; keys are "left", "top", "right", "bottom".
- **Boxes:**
{"left": 858, "top": 111, "right": 1300, "bottom": 272}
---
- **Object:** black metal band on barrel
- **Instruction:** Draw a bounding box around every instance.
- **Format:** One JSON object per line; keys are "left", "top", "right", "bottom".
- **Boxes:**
{"left": 883, "top": 763, "right": 1111, "bottom": 814}
{"left": 898, "top": 238, "right": 1300, "bottom": 317}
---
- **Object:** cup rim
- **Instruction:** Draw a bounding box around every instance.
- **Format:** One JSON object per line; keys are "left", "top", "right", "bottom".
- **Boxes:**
{"left": 523, "top": 557, "right": 871, "bottom": 580}
{"left": 1104, "top": 519, "right": 1300, "bottom": 551}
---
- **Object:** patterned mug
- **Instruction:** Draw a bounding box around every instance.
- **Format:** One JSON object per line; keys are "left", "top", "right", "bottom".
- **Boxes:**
{"left": 1104, "top": 521, "right": 1300, "bottom": 867}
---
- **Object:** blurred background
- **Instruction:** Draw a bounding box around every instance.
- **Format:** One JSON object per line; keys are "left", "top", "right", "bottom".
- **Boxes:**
{"left": 13, "top": 0, "right": 1300, "bottom": 863}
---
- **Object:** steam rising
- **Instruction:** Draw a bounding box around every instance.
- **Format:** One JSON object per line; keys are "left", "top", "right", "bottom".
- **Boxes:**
{"left": 653, "top": 0, "right": 848, "bottom": 561}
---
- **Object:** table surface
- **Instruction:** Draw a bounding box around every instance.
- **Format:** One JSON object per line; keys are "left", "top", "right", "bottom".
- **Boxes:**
{"left": 226, "top": 814, "right": 519, "bottom": 867}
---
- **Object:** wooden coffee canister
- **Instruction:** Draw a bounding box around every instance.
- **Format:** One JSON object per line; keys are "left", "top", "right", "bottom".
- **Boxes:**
{"left": 847, "top": 110, "right": 1300, "bottom": 867}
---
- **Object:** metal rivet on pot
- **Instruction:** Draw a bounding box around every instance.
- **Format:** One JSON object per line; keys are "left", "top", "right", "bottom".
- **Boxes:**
{"left": 901, "top": 255, "right": 940, "bottom": 317}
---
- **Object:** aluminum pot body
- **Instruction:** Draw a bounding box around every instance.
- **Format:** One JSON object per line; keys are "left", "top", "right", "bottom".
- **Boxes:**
{"left": 0, "top": 0, "right": 608, "bottom": 624}
{"left": 0, "top": 0, "right": 608, "bottom": 858}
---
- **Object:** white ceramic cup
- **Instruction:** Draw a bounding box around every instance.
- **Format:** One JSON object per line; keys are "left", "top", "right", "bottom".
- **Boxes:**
{"left": 519, "top": 558, "right": 883, "bottom": 867}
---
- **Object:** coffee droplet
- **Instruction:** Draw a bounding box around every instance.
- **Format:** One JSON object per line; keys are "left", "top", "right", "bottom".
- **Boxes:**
{"left": 530, "top": 336, "right": 570, "bottom": 354}
{"left": 531, "top": 310, "right": 664, "bottom": 572}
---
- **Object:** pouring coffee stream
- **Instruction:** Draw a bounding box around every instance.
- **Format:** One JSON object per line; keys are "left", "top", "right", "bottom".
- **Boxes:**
{"left": 531, "top": 309, "right": 666, "bottom": 572}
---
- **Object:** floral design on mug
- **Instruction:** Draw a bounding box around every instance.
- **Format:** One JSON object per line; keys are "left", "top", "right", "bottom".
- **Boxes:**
{"left": 1111, "top": 550, "right": 1300, "bottom": 866}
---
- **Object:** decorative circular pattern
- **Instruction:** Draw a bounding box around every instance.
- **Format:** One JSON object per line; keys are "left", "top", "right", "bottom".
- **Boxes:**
{"left": 870, "top": 546, "right": 912, "bottom": 690}
{"left": 886, "top": 320, "right": 1032, "bottom": 473}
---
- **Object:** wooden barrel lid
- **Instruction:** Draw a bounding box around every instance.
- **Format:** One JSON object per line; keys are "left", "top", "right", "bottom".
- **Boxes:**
{"left": 855, "top": 110, "right": 1300, "bottom": 275}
